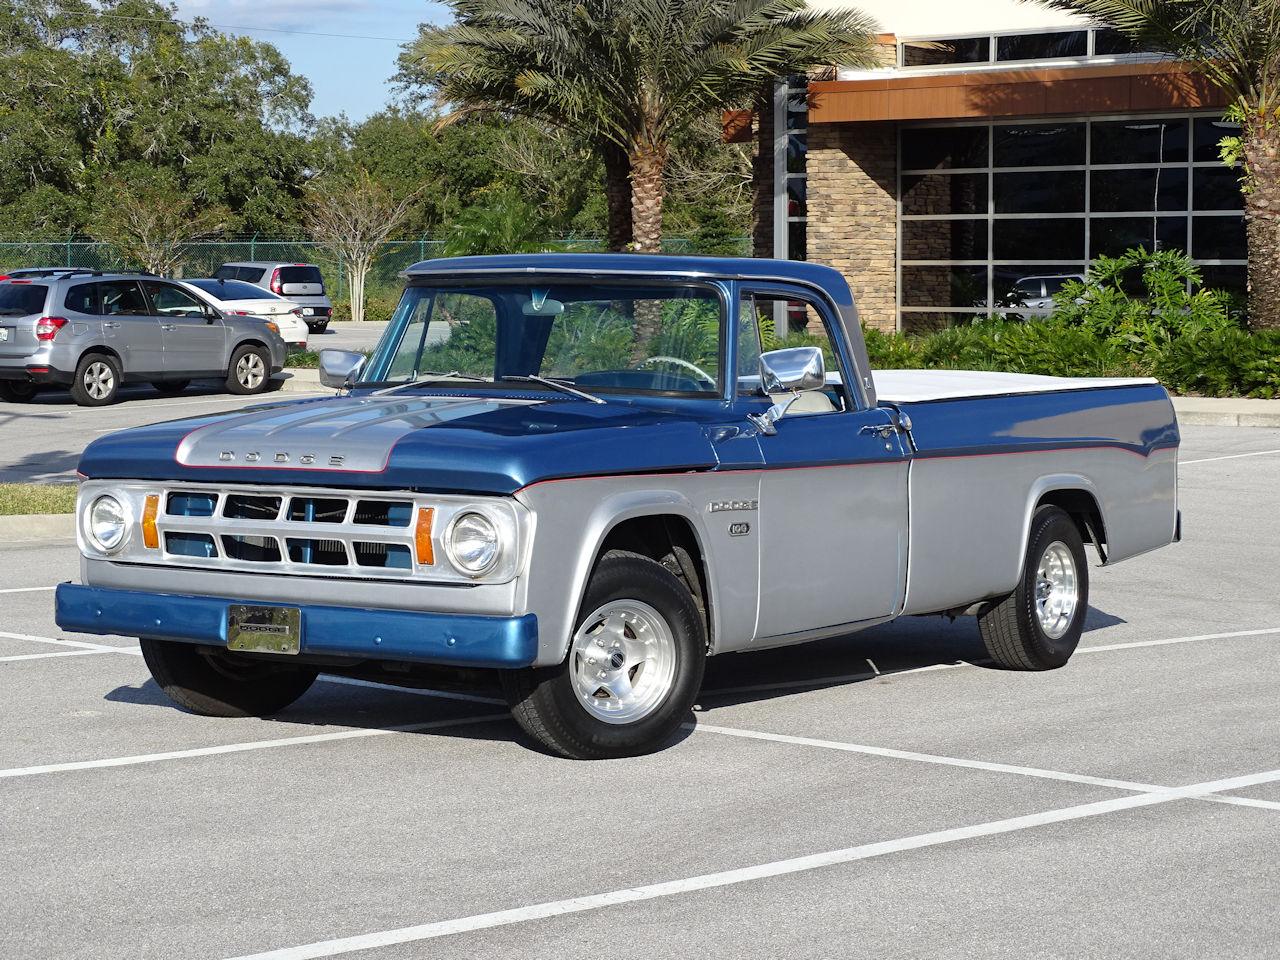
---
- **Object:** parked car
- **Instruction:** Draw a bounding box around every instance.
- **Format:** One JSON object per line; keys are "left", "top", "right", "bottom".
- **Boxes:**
{"left": 1009, "top": 274, "right": 1086, "bottom": 311}
{"left": 56, "top": 254, "right": 1180, "bottom": 759}
{"left": 181, "top": 279, "right": 309, "bottom": 349}
{"left": 213, "top": 262, "right": 333, "bottom": 333}
{"left": 0, "top": 272, "right": 287, "bottom": 405}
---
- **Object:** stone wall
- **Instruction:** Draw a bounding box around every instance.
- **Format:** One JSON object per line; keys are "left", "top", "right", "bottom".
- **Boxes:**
{"left": 806, "top": 121, "right": 899, "bottom": 331}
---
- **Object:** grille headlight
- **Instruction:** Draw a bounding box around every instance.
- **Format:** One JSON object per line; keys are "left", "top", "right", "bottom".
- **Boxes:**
{"left": 87, "top": 495, "right": 128, "bottom": 552}
{"left": 446, "top": 512, "right": 500, "bottom": 576}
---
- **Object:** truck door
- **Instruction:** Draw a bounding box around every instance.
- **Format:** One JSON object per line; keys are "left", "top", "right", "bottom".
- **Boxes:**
{"left": 741, "top": 290, "right": 910, "bottom": 640}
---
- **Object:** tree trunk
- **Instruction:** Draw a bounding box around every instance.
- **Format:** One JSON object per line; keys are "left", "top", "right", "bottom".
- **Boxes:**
{"left": 348, "top": 258, "right": 369, "bottom": 324}
{"left": 629, "top": 141, "right": 668, "bottom": 255}
{"left": 751, "top": 84, "right": 775, "bottom": 258}
{"left": 601, "top": 142, "right": 633, "bottom": 252}
{"left": 1243, "top": 123, "right": 1280, "bottom": 329}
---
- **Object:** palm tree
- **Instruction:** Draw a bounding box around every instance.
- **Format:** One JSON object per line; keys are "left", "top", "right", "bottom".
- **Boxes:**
{"left": 406, "top": 0, "right": 876, "bottom": 253}
{"left": 1033, "top": 0, "right": 1280, "bottom": 329}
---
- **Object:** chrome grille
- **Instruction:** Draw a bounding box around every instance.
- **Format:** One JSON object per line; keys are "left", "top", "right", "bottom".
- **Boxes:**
{"left": 155, "top": 487, "right": 423, "bottom": 579}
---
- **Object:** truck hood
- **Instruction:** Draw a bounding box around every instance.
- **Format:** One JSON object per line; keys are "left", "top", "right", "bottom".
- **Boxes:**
{"left": 78, "top": 392, "right": 722, "bottom": 494}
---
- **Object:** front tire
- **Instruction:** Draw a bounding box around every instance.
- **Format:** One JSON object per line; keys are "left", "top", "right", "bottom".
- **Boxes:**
{"left": 502, "top": 550, "right": 706, "bottom": 759}
{"left": 978, "top": 505, "right": 1089, "bottom": 670}
{"left": 139, "top": 638, "right": 318, "bottom": 717}
{"left": 226, "top": 344, "right": 270, "bottom": 394}
{"left": 70, "top": 353, "right": 121, "bottom": 406}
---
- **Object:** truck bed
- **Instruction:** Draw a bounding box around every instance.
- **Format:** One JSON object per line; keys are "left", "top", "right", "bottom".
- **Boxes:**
{"left": 873, "top": 369, "right": 1157, "bottom": 403}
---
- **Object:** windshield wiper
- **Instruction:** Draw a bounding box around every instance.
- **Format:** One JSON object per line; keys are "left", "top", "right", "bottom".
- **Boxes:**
{"left": 500, "top": 375, "right": 605, "bottom": 404}
{"left": 373, "top": 372, "right": 490, "bottom": 395}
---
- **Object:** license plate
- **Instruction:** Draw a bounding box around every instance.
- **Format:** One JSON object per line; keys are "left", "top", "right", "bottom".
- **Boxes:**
{"left": 228, "top": 605, "right": 301, "bottom": 655}
{"left": 0, "top": 328, "right": 9, "bottom": 342}
{"left": 302, "top": 308, "right": 314, "bottom": 316}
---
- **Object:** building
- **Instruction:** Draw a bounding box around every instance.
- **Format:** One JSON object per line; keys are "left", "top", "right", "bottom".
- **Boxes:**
{"left": 734, "top": 0, "right": 1243, "bottom": 332}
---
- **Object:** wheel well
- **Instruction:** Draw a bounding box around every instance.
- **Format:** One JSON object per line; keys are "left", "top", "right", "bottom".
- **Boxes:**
{"left": 594, "top": 514, "right": 711, "bottom": 641}
{"left": 1037, "top": 489, "right": 1107, "bottom": 560}
{"left": 79, "top": 346, "right": 121, "bottom": 367}
{"left": 235, "top": 338, "right": 269, "bottom": 355}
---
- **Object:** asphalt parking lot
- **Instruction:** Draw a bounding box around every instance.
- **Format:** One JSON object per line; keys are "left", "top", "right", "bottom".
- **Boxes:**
{"left": 1, "top": 424, "right": 1277, "bottom": 959}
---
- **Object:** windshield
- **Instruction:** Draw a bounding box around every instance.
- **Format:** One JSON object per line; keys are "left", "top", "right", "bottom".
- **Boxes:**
{"left": 188, "top": 279, "right": 278, "bottom": 301}
{"left": 363, "top": 282, "right": 724, "bottom": 397}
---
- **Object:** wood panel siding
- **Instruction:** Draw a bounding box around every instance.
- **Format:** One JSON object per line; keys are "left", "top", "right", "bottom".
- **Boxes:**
{"left": 809, "top": 63, "right": 1225, "bottom": 123}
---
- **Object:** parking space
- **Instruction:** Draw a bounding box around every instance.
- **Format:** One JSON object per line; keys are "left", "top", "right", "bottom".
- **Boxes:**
{"left": 0, "top": 386, "right": 326, "bottom": 483}
{"left": 308, "top": 320, "right": 389, "bottom": 355}
{"left": 0, "top": 425, "right": 1276, "bottom": 959}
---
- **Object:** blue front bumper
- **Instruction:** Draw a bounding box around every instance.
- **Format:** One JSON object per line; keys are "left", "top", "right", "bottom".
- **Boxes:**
{"left": 55, "top": 584, "right": 538, "bottom": 669}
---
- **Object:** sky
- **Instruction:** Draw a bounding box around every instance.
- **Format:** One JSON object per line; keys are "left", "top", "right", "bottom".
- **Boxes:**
{"left": 172, "top": 0, "right": 448, "bottom": 120}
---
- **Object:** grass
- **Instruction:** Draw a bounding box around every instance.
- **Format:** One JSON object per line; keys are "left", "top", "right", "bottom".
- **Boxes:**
{"left": 286, "top": 349, "right": 320, "bottom": 368}
{"left": 0, "top": 483, "right": 78, "bottom": 516}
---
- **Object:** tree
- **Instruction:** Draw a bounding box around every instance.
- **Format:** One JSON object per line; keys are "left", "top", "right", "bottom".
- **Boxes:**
{"left": 1032, "top": 0, "right": 1280, "bottom": 329}
{"left": 304, "top": 170, "right": 423, "bottom": 323}
{"left": 87, "top": 173, "right": 228, "bottom": 274}
{"left": 404, "top": 0, "right": 876, "bottom": 253}
{"left": 441, "top": 190, "right": 556, "bottom": 256}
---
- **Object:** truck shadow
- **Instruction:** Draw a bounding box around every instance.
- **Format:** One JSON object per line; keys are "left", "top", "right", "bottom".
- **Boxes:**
{"left": 695, "top": 605, "right": 1126, "bottom": 711}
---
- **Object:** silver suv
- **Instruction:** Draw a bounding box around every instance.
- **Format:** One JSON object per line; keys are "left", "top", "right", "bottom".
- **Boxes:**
{"left": 214, "top": 262, "right": 334, "bottom": 333}
{"left": 0, "top": 272, "right": 287, "bottom": 406}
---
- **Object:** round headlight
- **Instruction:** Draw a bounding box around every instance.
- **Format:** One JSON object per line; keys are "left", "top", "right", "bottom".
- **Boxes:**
{"left": 88, "top": 495, "right": 128, "bottom": 552}
{"left": 446, "top": 512, "right": 500, "bottom": 575}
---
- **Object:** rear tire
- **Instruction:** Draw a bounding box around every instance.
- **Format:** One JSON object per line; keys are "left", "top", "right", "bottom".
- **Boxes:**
{"left": 70, "top": 353, "right": 121, "bottom": 406}
{"left": 501, "top": 550, "right": 706, "bottom": 759}
{"left": 139, "top": 638, "right": 318, "bottom": 717}
{"left": 226, "top": 344, "right": 270, "bottom": 394}
{"left": 151, "top": 379, "right": 190, "bottom": 395}
{"left": 978, "top": 505, "right": 1089, "bottom": 670}
{"left": 0, "top": 381, "right": 38, "bottom": 402}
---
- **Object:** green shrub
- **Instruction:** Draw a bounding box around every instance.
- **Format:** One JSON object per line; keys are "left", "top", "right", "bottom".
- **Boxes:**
{"left": 330, "top": 294, "right": 401, "bottom": 324}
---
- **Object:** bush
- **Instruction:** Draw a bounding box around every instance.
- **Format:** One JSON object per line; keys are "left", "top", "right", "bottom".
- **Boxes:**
{"left": 330, "top": 294, "right": 401, "bottom": 324}
{"left": 868, "top": 247, "right": 1280, "bottom": 398}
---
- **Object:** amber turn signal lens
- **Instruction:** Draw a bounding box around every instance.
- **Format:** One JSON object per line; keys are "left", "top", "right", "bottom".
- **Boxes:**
{"left": 141, "top": 494, "right": 160, "bottom": 550}
{"left": 415, "top": 507, "right": 435, "bottom": 565}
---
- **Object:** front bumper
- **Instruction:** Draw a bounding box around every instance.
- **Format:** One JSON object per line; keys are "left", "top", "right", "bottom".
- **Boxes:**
{"left": 55, "top": 583, "right": 538, "bottom": 669}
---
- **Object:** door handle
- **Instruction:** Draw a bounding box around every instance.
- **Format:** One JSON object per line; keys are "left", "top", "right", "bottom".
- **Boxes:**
{"left": 102, "top": 321, "right": 120, "bottom": 330}
{"left": 160, "top": 324, "right": 177, "bottom": 332}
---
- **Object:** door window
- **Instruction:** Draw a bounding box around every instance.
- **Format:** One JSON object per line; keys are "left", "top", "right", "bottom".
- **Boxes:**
{"left": 737, "top": 292, "right": 846, "bottom": 409}
{"left": 64, "top": 283, "right": 100, "bottom": 315}
{"left": 144, "top": 282, "right": 207, "bottom": 317}
{"left": 98, "top": 281, "right": 149, "bottom": 316}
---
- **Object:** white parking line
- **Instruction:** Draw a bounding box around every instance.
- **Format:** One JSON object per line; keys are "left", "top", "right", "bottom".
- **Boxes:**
{"left": 0, "top": 713, "right": 510, "bottom": 780}
{"left": 0, "top": 630, "right": 142, "bottom": 655}
{"left": 221, "top": 764, "right": 1280, "bottom": 960}
{"left": 692, "top": 723, "right": 1280, "bottom": 812}
{"left": 1181, "top": 448, "right": 1280, "bottom": 465}
{"left": 0, "top": 585, "right": 57, "bottom": 594}
{"left": 0, "top": 648, "right": 109, "bottom": 663}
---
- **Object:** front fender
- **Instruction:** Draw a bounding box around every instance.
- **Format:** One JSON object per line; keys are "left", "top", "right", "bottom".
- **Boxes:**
{"left": 516, "top": 475, "right": 752, "bottom": 666}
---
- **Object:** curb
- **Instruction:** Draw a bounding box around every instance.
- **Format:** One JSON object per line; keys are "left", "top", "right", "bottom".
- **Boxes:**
{"left": 275, "top": 369, "right": 325, "bottom": 394}
{"left": 1171, "top": 398, "right": 1280, "bottom": 428}
{"left": 0, "top": 513, "right": 75, "bottom": 544}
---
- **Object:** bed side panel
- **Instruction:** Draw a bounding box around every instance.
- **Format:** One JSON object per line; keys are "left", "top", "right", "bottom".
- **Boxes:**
{"left": 900, "top": 385, "right": 1179, "bottom": 615}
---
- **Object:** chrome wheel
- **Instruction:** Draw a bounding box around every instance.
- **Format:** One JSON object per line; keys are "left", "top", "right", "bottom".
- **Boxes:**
{"left": 83, "top": 361, "right": 114, "bottom": 401}
{"left": 1035, "top": 540, "right": 1078, "bottom": 640}
{"left": 236, "top": 352, "right": 265, "bottom": 390}
{"left": 569, "top": 599, "right": 677, "bottom": 725}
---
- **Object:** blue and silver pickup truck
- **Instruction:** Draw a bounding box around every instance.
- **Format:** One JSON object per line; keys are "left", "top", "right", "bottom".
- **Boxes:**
{"left": 56, "top": 255, "right": 1180, "bottom": 759}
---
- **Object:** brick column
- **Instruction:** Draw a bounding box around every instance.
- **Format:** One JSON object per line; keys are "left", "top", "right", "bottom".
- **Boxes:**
{"left": 751, "top": 93, "right": 775, "bottom": 259}
{"left": 806, "top": 122, "right": 898, "bottom": 331}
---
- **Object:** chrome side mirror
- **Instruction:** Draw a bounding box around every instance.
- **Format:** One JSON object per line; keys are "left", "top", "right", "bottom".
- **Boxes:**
{"left": 750, "top": 346, "right": 826, "bottom": 436}
{"left": 318, "top": 349, "right": 366, "bottom": 390}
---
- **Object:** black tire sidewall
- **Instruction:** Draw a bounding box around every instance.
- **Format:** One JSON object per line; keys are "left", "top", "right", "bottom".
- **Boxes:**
{"left": 140, "top": 638, "right": 318, "bottom": 717}
{"left": 514, "top": 553, "right": 706, "bottom": 759}
{"left": 71, "top": 353, "right": 120, "bottom": 406}
{"left": 0, "top": 381, "right": 37, "bottom": 402}
{"left": 1016, "top": 507, "right": 1089, "bottom": 669}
